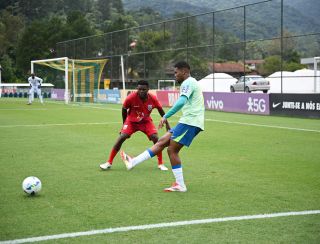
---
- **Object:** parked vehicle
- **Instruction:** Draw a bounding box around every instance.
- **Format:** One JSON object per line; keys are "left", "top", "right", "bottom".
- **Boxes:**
{"left": 230, "top": 75, "right": 270, "bottom": 93}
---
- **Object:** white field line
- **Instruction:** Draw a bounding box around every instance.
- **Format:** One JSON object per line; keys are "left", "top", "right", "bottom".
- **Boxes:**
{"left": 0, "top": 122, "right": 122, "bottom": 128}
{"left": 45, "top": 100, "right": 120, "bottom": 111}
{"left": 1, "top": 210, "right": 320, "bottom": 244}
{"left": 205, "top": 118, "right": 320, "bottom": 133}
{"left": 0, "top": 108, "right": 48, "bottom": 111}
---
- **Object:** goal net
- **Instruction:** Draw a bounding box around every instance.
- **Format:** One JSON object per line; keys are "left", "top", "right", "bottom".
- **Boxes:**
{"left": 31, "top": 57, "right": 107, "bottom": 103}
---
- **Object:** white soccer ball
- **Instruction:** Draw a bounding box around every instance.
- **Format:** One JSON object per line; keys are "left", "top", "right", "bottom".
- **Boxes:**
{"left": 22, "top": 176, "right": 42, "bottom": 195}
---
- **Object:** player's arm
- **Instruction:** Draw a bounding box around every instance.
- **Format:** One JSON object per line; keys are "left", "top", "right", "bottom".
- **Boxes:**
{"left": 122, "top": 107, "right": 128, "bottom": 124}
{"left": 158, "top": 95, "right": 187, "bottom": 129}
{"left": 157, "top": 107, "right": 170, "bottom": 130}
{"left": 38, "top": 77, "right": 43, "bottom": 88}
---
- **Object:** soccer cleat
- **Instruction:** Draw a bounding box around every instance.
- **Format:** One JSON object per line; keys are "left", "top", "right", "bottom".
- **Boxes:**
{"left": 120, "top": 151, "right": 133, "bottom": 170}
{"left": 99, "top": 162, "right": 112, "bottom": 170}
{"left": 164, "top": 182, "right": 187, "bottom": 192}
{"left": 27, "top": 103, "right": 32, "bottom": 105}
{"left": 158, "top": 164, "right": 168, "bottom": 171}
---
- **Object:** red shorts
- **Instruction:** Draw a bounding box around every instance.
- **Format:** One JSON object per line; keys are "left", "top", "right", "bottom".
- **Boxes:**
{"left": 121, "top": 119, "right": 157, "bottom": 139}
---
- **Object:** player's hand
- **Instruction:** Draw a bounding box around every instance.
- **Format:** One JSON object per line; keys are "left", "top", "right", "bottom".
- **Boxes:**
{"left": 158, "top": 117, "right": 167, "bottom": 129}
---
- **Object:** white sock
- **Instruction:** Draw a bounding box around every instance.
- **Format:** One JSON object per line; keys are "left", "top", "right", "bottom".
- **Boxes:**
{"left": 172, "top": 167, "right": 186, "bottom": 187}
{"left": 132, "top": 150, "right": 152, "bottom": 167}
{"left": 29, "top": 94, "right": 32, "bottom": 103}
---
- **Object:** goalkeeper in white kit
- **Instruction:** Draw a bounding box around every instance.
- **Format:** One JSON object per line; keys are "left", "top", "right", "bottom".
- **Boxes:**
{"left": 27, "top": 73, "right": 43, "bottom": 105}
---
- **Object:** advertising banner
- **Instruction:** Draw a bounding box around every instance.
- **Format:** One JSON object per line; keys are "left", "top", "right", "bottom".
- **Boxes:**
{"left": 270, "top": 93, "right": 320, "bottom": 118}
{"left": 51, "top": 89, "right": 65, "bottom": 100}
{"left": 94, "top": 89, "right": 121, "bottom": 104}
{"left": 156, "top": 91, "right": 270, "bottom": 115}
{"left": 203, "top": 92, "right": 270, "bottom": 115}
{"left": 156, "top": 91, "right": 179, "bottom": 107}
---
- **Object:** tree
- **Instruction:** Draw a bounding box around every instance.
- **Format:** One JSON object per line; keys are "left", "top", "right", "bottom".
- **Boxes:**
{"left": 259, "top": 55, "right": 281, "bottom": 76}
{"left": 111, "top": 0, "right": 124, "bottom": 15}
{"left": 0, "top": 9, "right": 24, "bottom": 82}
{"left": 1, "top": 54, "right": 19, "bottom": 82}
{"left": 64, "top": 11, "right": 96, "bottom": 39}
{"left": 96, "top": 0, "right": 111, "bottom": 22}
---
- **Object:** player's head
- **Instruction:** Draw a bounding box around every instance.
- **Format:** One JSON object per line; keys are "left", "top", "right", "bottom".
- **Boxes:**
{"left": 174, "top": 61, "right": 190, "bottom": 84}
{"left": 31, "top": 73, "right": 35, "bottom": 78}
{"left": 137, "top": 80, "right": 149, "bottom": 100}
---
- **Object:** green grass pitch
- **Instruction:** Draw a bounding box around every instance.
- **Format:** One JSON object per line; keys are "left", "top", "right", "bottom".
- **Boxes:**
{"left": 1, "top": 98, "right": 320, "bottom": 243}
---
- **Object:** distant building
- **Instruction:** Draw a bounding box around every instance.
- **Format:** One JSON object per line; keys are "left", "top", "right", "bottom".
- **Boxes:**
{"left": 245, "top": 59, "right": 264, "bottom": 71}
{"left": 209, "top": 62, "right": 250, "bottom": 78}
{"left": 301, "top": 57, "right": 320, "bottom": 70}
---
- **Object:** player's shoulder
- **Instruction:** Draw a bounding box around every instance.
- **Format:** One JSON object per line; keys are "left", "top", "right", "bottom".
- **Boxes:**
{"left": 184, "top": 76, "right": 197, "bottom": 84}
{"left": 127, "top": 91, "right": 137, "bottom": 98}
{"left": 124, "top": 91, "right": 137, "bottom": 102}
{"left": 181, "top": 77, "right": 197, "bottom": 88}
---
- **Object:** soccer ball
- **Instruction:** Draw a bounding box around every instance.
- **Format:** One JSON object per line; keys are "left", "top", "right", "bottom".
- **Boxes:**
{"left": 22, "top": 176, "right": 42, "bottom": 195}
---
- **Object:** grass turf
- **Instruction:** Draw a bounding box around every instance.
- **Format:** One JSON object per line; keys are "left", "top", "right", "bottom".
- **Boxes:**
{"left": 0, "top": 98, "right": 320, "bottom": 243}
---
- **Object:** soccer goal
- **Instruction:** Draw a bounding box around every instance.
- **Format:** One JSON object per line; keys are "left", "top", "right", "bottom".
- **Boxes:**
{"left": 31, "top": 57, "right": 107, "bottom": 103}
{"left": 158, "top": 80, "right": 176, "bottom": 91}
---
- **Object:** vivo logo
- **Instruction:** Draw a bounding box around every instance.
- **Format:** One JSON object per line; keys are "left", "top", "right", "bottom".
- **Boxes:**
{"left": 206, "top": 96, "right": 224, "bottom": 110}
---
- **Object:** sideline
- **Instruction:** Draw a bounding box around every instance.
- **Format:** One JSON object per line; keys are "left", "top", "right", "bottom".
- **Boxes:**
{"left": 1, "top": 210, "right": 320, "bottom": 243}
{"left": 0, "top": 122, "right": 122, "bottom": 128}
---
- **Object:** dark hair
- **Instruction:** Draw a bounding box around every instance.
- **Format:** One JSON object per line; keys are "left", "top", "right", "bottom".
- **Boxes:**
{"left": 137, "top": 80, "right": 149, "bottom": 87}
{"left": 174, "top": 61, "right": 190, "bottom": 70}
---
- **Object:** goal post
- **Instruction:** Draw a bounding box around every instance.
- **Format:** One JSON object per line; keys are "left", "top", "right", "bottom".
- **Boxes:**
{"left": 158, "top": 80, "right": 176, "bottom": 90}
{"left": 31, "top": 57, "right": 69, "bottom": 103}
{"left": 31, "top": 57, "right": 107, "bottom": 104}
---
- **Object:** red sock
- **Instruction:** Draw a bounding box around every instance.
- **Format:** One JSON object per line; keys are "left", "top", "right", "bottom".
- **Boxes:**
{"left": 157, "top": 151, "right": 163, "bottom": 165}
{"left": 107, "top": 148, "right": 118, "bottom": 164}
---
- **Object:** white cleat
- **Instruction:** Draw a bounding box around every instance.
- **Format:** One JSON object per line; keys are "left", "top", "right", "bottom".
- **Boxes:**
{"left": 158, "top": 164, "right": 168, "bottom": 171}
{"left": 164, "top": 182, "right": 187, "bottom": 192}
{"left": 120, "top": 151, "right": 133, "bottom": 170}
{"left": 99, "top": 162, "right": 112, "bottom": 170}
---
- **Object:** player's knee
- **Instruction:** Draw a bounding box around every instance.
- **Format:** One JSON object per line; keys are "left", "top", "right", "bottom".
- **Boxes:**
{"left": 149, "top": 134, "right": 159, "bottom": 143}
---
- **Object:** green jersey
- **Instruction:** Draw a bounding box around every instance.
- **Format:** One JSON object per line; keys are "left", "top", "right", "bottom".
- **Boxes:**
{"left": 179, "top": 76, "right": 205, "bottom": 130}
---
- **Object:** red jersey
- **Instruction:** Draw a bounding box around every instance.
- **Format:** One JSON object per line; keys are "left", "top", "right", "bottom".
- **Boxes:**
{"left": 123, "top": 92, "right": 162, "bottom": 123}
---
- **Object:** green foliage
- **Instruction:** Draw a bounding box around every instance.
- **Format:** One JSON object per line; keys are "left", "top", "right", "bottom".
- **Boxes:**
{"left": 127, "top": 7, "right": 162, "bottom": 26}
{"left": 260, "top": 55, "right": 281, "bottom": 75}
{"left": 284, "top": 62, "right": 306, "bottom": 72}
{"left": 15, "top": 11, "right": 96, "bottom": 74}
{"left": 259, "top": 55, "right": 305, "bottom": 76}
{"left": 0, "top": 54, "right": 19, "bottom": 82}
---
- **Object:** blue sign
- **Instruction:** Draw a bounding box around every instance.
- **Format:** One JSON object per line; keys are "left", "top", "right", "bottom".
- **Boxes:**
{"left": 94, "top": 89, "right": 121, "bottom": 104}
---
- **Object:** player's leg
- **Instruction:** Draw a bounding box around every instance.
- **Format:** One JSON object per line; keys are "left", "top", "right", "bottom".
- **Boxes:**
{"left": 164, "top": 140, "right": 187, "bottom": 192}
{"left": 149, "top": 133, "right": 168, "bottom": 171}
{"left": 100, "top": 121, "right": 135, "bottom": 170}
{"left": 28, "top": 87, "right": 34, "bottom": 104}
{"left": 100, "top": 133, "right": 130, "bottom": 170}
{"left": 37, "top": 88, "right": 43, "bottom": 104}
{"left": 164, "top": 123, "right": 202, "bottom": 192}
{"left": 144, "top": 120, "right": 168, "bottom": 170}
{"left": 121, "top": 132, "right": 171, "bottom": 170}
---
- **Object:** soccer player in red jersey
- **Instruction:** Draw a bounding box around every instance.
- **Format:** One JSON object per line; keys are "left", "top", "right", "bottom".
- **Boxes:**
{"left": 100, "top": 80, "right": 170, "bottom": 171}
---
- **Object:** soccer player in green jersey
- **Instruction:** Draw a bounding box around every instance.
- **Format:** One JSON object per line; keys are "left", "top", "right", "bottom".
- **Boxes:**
{"left": 121, "top": 61, "right": 205, "bottom": 192}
